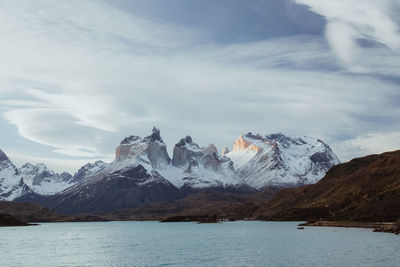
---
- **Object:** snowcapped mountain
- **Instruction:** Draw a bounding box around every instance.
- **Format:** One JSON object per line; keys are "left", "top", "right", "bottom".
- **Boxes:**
{"left": 18, "top": 163, "right": 73, "bottom": 195}
{"left": 71, "top": 160, "right": 108, "bottom": 183}
{"left": 31, "top": 128, "right": 182, "bottom": 214}
{"left": 225, "top": 133, "right": 340, "bottom": 189}
{"left": 2, "top": 127, "right": 340, "bottom": 214}
{"left": 39, "top": 163, "right": 181, "bottom": 214}
{"left": 18, "top": 128, "right": 253, "bottom": 214}
{"left": 113, "top": 128, "right": 249, "bottom": 191}
{"left": 166, "top": 135, "right": 251, "bottom": 192}
{"left": 0, "top": 149, "right": 76, "bottom": 200}
{"left": 115, "top": 127, "right": 171, "bottom": 169}
{"left": 0, "top": 149, "right": 29, "bottom": 200}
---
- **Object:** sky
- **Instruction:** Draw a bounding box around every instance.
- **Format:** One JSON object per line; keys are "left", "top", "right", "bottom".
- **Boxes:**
{"left": 1, "top": 0, "right": 400, "bottom": 173}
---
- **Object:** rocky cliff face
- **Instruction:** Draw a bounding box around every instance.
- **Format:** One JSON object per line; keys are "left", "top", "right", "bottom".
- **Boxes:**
{"left": 15, "top": 128, "right": 254, "bottom": 214}
{"left": 116, "top": 127, "right": 170, "bottom": 168}
{"left": 172, "top": 136, "right": 202, "bottom": 167}
{"left": 225, "top": 133, "right": 340, "bottom": 189}
{"left": 166, "top": 135, "right": 250, "bottom": 192}
{"left": 112, "top": 130, "right": 251, "bottom": 192}
{"left": 112, "top": 130, "right": 250, "bottom": 192}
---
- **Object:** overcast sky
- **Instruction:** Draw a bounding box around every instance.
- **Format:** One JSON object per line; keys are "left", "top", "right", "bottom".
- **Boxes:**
{"left": 1, "top": 0, "right": 400, "bottom": 173}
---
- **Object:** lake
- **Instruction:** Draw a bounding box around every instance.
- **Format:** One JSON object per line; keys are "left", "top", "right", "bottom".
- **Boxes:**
{"left": 1, "top": 221, "right": 399, "bottom": 266}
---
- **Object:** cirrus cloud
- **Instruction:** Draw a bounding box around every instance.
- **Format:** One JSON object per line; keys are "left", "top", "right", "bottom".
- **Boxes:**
{"left": 0, "top": 0, "right": 399, "bottom": 172}
{"left": 295, "top": 0, "right": 400, "bottom": 71}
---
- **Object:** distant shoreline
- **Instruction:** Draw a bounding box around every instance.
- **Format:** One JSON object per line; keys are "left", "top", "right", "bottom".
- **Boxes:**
{"left": 2, "top": 217, "right": 399, "bottom": 235}
{"left": 300, "top": 221, "right": 399, "bottom": 235}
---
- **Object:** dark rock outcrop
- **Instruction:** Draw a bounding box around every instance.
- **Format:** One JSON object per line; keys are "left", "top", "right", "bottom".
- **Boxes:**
{"left": 0, "top": 149, "right": 10, "bottom": 162}
{"left": 71, "top": 161, "right": 107, "bottom": 183}
{"left": 172, "top": 136, "right": 202, "bottom": 167}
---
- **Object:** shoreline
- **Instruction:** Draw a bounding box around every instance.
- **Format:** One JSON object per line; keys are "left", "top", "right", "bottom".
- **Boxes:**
{"left": 3, "top": 215, "right": 399, "bottom": 235}
{"left": 300, "top": 221, "right": 399, "bottom": 234}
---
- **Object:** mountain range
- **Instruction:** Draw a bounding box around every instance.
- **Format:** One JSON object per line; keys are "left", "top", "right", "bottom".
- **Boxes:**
{"left": 101, "top": 150, "right": 400, "bottom": 227}
{"left": 0, "top": 127, "right": 339, "bottom": 214}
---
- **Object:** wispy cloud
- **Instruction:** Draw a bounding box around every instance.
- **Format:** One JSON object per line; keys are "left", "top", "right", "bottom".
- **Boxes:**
{"left": 295, "top": 0, "right": 400, "bottom": 71}
{"left": 334, "top": 132, "right": 400, "bottom": 161}
{"left": 0, "top": 0, "right": 399, "bottom": 171}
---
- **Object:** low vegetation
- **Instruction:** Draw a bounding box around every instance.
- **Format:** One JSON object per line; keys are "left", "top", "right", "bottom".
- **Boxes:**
{"left": 0, "top": 213, "right": 29, "bottom": 227}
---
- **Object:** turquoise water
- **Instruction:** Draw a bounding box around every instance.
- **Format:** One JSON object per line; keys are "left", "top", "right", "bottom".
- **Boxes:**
{"left": 0, "top": 221, "right": 399, "bottom": 266}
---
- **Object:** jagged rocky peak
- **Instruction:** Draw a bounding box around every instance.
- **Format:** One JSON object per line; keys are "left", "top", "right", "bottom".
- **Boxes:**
{"left": 19, "top": 163, "right": 58, "bottom": 185}
{"left": 172, "top": 136, "right": 221, "bottom": 168}
{"left": 18, "top": 162, "right": 73, "bottom": 190}
{"left": 202, "top": 144, "right": 218, "bottom": 155}
{"left": 225, "top": 132, "right": 340, "bottom": 189}
{"left": 233, "top": 132, "right": 306, "bottom": 153}
{"left": 144, "top": 127, "right": 164, "bottom": 142}
{"left": 172, "top": 135, "right": 202, "bottom": 167}
{"left": 72, "top": 160, "right": 107, "bottom": 183}
{"left": 221, "top": 147, "right": 230, "bottom": 156}
{"left": 0, "top": 150, "right": 31, "bottom": 200}
{"left": 116, "top": 127, "right": 170, "bottom": 168}
{"left": 232, "top": 134, "right": 263, "bottom": 153}
{"left": 20, "top": 162, "right": 34, "bottom": 169}
{"left": 60, "top": 172, "right": 73, "bottom": 181}
{"left": 262, "top": 133, "right": 339, "bottom": 167}
{"left": 176, "top": 136, "right": 200, "bottom": 150}
{"left": 0, "top": 149, "right": 10, "bottom": 162}
{"left": 165, "top": 135, "right": 245, "bottom": 191}
{"left": 0, "top": 151, "right": 75, "bottom": 200}
{"left": 172, "top": 136, "right": 231, "bottom": 173}
{"left": 120, "top": 135, "right": 142, "bottom": 145}
{"left": 0, "top": 149, "right": 18, "bottom": 175}
{"left": 199, "top": 152, "right": 222, "bottom": 172}
{"left": 264, "top": 133, "right": 308, "bottom": 148}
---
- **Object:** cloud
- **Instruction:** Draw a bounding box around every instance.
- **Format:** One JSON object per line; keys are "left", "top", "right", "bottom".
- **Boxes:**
{"left": 333, "top": 132, "right": 400, "bottom": 162}
{"left": 3, "top": 108, "right": 109, "bottom": 158}
{"left": 295, "top": 0, "right": 400, "bottom": 71}
{"left": 5, "top": 149, "right": 112, "bottom": 173}
{"left": 0, "top": 0, "right": 399, "bottom": 171}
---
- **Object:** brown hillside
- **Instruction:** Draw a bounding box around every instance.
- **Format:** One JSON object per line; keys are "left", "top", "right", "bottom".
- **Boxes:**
{"left": 104, "top": 189, "right": 279, "bottom": 221}
{"left": 253, "top": 150, "right": 400, "bottom": 222}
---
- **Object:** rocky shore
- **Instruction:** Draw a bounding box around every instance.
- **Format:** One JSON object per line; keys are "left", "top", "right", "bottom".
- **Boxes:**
{"left": 161, "top": 215, "right": 221, "bottom": 223}
{"left": 299, "top": 220, "right": 400, "bottom": 235}
{"left": 373, "top": 220, "right": 400, "bottom": 234}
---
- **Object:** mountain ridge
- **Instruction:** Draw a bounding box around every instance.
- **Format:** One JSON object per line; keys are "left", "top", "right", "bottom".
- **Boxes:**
{"left": 251, "top": 149, "right": 400, "bottom": 222}
{"left": 225, "top": 132, "right": 340, "bottom": 189}
{"left": 117, "top": 150, "right": 399, "bottom": 225}
{"left": 1, "top": 128, "right": 339, "bottom": 214}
